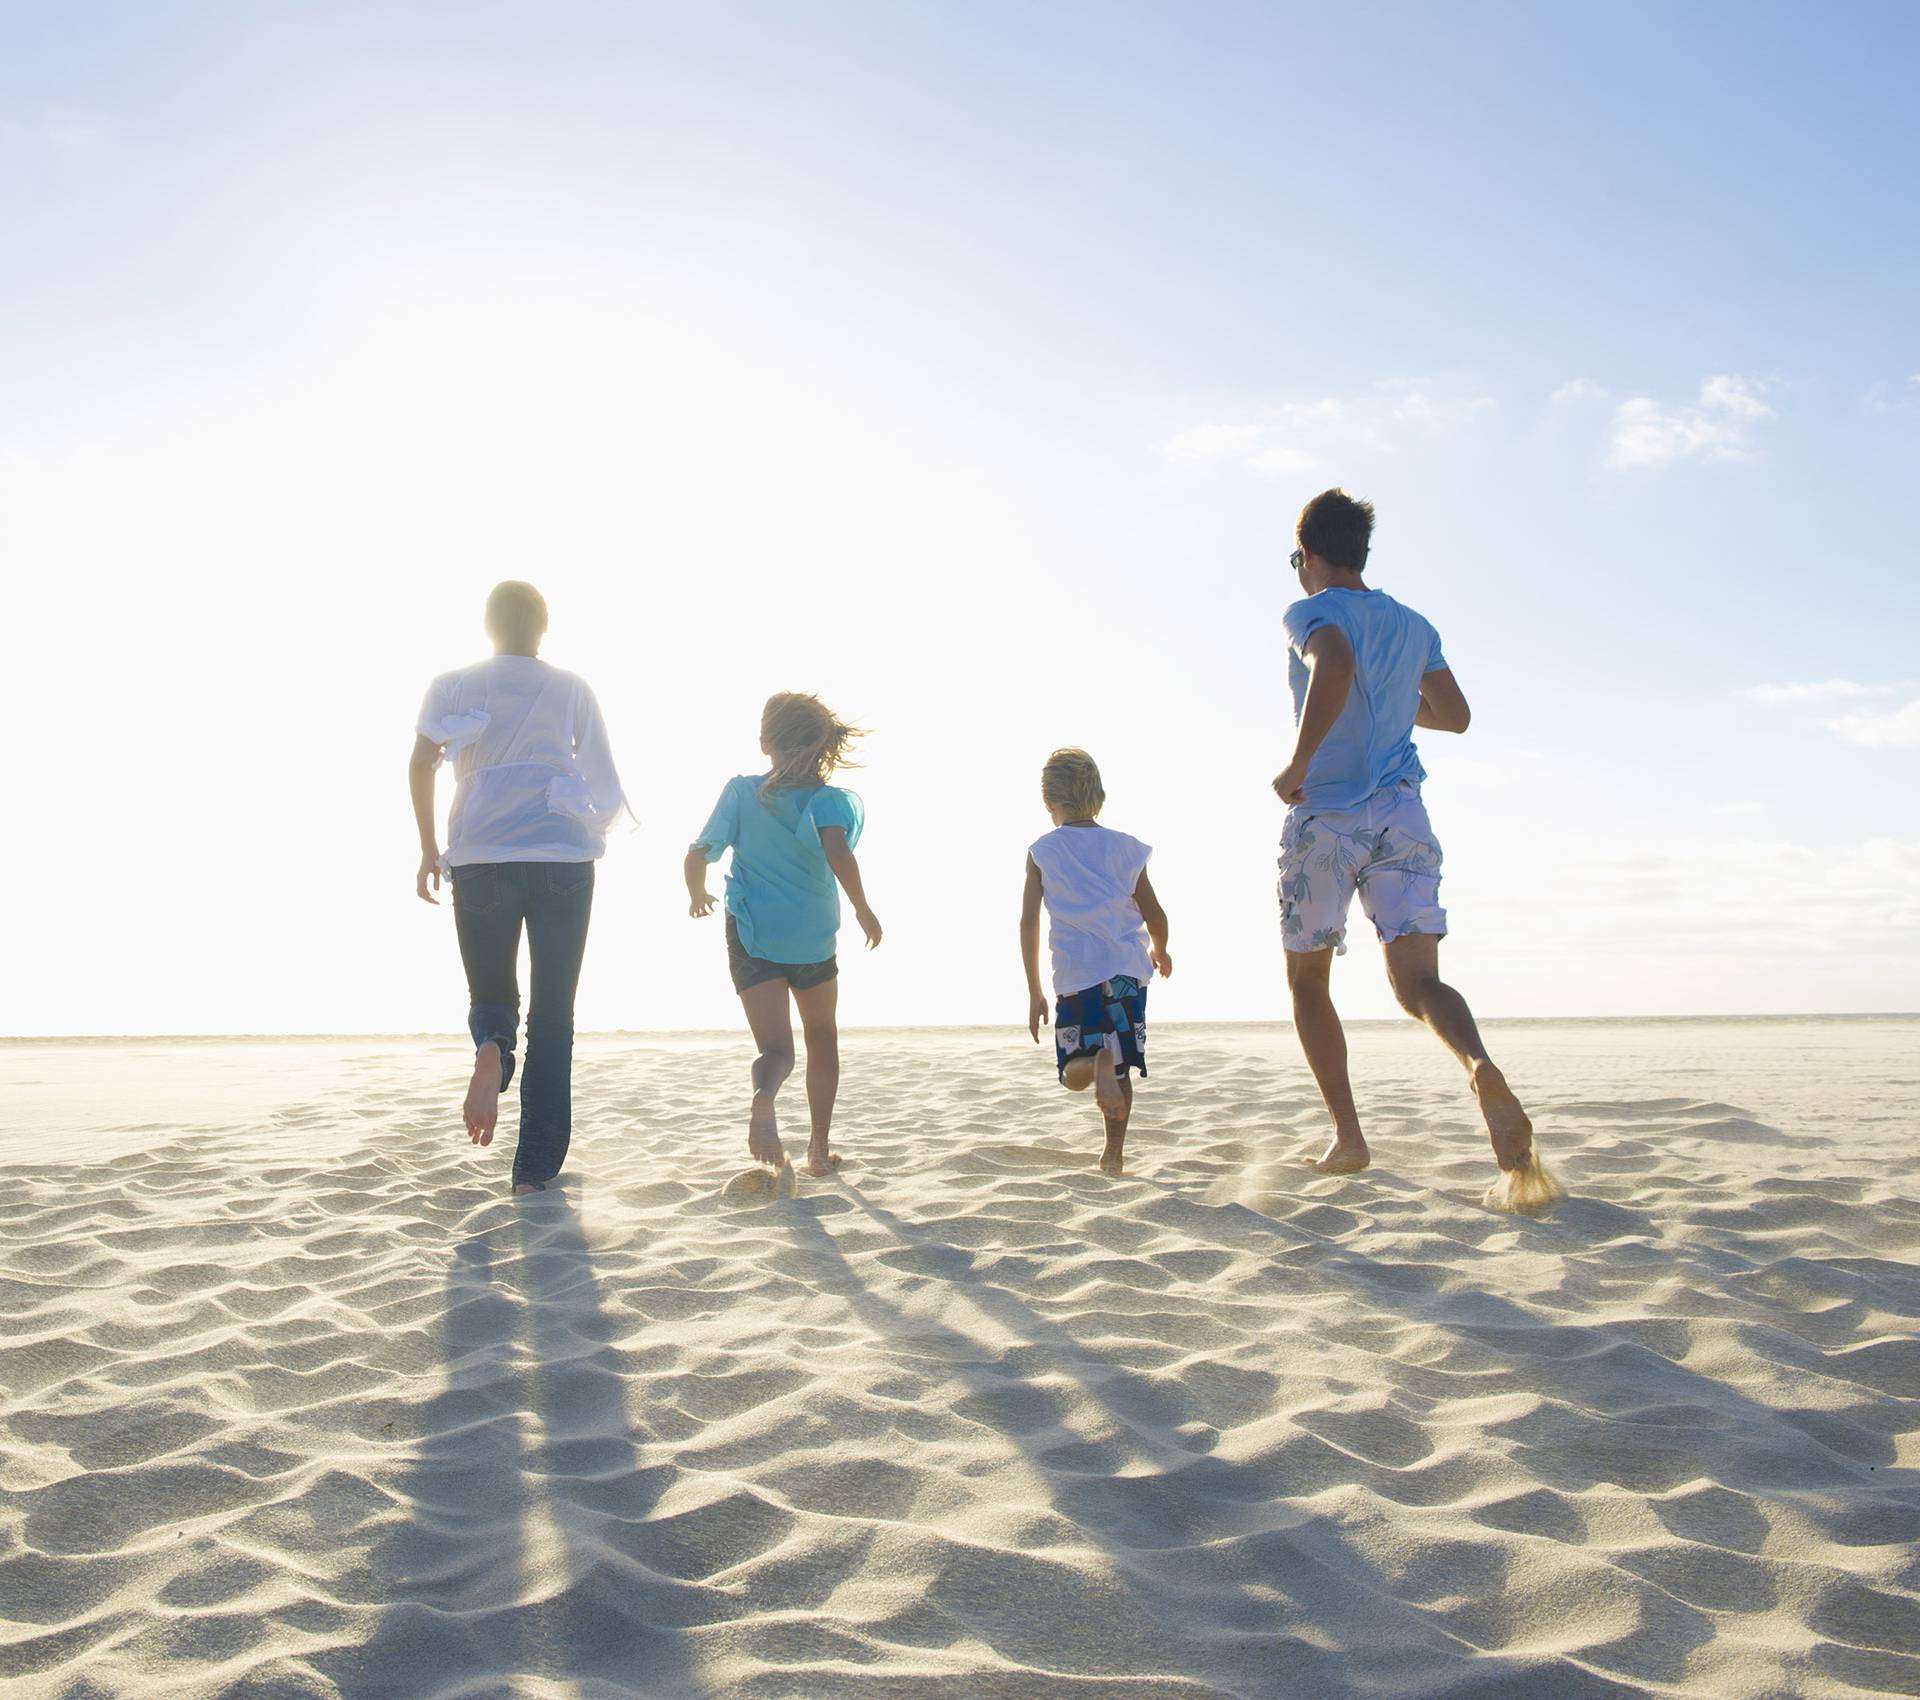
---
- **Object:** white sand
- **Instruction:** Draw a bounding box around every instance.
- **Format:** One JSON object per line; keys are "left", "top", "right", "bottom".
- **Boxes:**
{"left": 3, "top": 1018, "right": 1918, "bottom": 1699}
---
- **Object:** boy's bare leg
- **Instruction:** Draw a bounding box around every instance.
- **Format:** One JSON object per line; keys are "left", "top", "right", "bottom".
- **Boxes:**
{"left": 1095, "top": 1046, "right": 1130, "bottom": 1176}
{"left": 464, "top": 1040, "right": 502, "bottom": 1146}
{"left": 740, "top": 979, "right": 795, "bottom": 1170}
{"left": 1383, "top": 932, "right": 1534, "bottom": 1171}
{"left": 1286, "top": 947, "right": 1370, "bottom": 1172}
{"left": 793, "top": 978, "right": 844, "bottom": 1176}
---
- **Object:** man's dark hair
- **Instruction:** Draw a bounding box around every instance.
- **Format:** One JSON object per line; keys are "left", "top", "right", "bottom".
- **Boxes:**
{"left": 1296, "top": 488, "right": 1375, "bottom": 571}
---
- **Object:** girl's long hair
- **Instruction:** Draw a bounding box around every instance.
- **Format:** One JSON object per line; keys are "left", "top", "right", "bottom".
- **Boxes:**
{"left": 759, "top": 691, "right": 865, "bottom": 801}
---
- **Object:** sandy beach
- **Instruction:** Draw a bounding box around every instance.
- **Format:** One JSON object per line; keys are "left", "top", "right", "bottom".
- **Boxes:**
{"left": 3, "top": 1017, "right": 1917, "bottom": 1698}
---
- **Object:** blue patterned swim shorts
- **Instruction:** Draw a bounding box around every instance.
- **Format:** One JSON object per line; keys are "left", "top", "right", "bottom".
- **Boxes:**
{"left": 1054, "top": 975, "right": 1147, "bottom": 1081}
{"left": 1278, "top": 782, "right": 1447, "bottom": 955}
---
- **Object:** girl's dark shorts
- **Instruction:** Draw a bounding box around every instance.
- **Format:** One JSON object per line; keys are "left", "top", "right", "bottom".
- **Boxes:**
{"left": 726, "top": 914, "right": 838, "bottom": 994}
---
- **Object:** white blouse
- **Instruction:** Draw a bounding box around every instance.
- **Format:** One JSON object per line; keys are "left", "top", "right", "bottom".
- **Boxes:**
{"left": 417, "top": 655, "right": 627, "bottom": 870}
{"left": 1029, "top": 824, "right": 1155, "bottom": 996}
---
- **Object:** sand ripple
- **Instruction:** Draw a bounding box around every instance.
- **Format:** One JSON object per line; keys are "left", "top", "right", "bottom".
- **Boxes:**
{"left": 3, "top": 1020, "right": 1918, "bottom": 1697}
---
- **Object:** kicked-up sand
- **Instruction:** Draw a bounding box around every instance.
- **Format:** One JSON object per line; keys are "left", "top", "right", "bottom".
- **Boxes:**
{"left": 2, "top": 1017, "right": 1918, "bottom": 1699}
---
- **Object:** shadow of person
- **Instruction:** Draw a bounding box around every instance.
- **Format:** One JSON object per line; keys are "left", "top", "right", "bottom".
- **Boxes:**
{"left": 316, "top": 1226, "right": 537, "bottom": 1697}
{"left": 507, "top": 1185, "right": 705, "bottom": 1695}
{"left": 760, "top": 1179, "right": 1570, "bottom": 1699}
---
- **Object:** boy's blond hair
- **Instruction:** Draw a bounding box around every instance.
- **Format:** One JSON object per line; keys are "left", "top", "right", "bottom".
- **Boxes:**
{"left": 1041, "top": 747, "right": 1105, "bottom": 818}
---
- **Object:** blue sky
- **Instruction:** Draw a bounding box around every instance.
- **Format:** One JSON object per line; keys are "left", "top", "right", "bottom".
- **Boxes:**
{"left": 3, "top": 2, "right": 1916, "bottom": 1033}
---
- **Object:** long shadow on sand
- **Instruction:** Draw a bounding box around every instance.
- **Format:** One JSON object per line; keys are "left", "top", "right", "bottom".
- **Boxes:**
{"left": 320, "top": 1192, "right": 701, "bottom": 1699}
{"left": 767, "top": 1180, "right": 1653, "bottom": 1700}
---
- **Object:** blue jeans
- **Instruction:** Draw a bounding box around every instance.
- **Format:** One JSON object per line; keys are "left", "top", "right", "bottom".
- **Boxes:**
{"left": 450, "top": 861, "right": 595, "bottom": 1189}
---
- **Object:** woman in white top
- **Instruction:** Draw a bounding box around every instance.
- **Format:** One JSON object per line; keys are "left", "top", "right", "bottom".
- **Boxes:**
{"left": 409, "top": 581, "right": 626, "bottom": 1194}
{"left": 1020, "top": 747, "right": 1172, "bottom": 1177}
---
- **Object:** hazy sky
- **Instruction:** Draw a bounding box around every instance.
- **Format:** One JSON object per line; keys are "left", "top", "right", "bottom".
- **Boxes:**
{"left": 4, "top": 1, "right": 1917, "bottom": 1036}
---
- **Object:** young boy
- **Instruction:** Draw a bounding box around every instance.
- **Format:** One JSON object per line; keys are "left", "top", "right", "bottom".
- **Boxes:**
{"left": 1272, "top": 489, "right": 1557, "bottom": 1208}
{"left": 1020, "top": 748, "right": 1172, "bottom": 1176}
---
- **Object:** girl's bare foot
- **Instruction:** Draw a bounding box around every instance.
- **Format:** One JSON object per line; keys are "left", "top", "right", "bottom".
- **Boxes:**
{"left": 1470, "top": 1061, "right": 1534, "bottom": 1170}
{"left": 1304, "top": 1134, "right": 1370, "bottom": 1173}
{"left": 805, "top": 1143, "right": 843, "bottom": 1178}
{"left": 464, "top": 1042, "right": 502, "bottom": 1145}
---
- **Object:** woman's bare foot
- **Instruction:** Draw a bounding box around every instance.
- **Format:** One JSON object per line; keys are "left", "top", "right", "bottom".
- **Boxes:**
{"left": 1304, "top": 1134, "right": 1370, "bottom": 1173}
{"left": 1470, "top": 1061, "right": 1534, "bottom": 1170}
{"left": 464, "top": 1042, "right": 502, "bottom": 1145}
{"left": 748, "top": 1092, "right": 787, "bottom": 1170}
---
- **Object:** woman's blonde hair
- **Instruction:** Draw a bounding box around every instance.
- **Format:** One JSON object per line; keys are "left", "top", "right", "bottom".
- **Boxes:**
{"left": 760, "top": 691, "right": 864, "bottom": 800}
{"left": 1041, "top": 747, "right": 1104, "bottom": 818}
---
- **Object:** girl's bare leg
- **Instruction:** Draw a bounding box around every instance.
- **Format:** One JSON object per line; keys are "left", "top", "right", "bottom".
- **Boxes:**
{"left": 793, "top": 978, "right": 843, "bottom": 1176}
{"left": 740, "top": 979, "right": 795, "bottom": 1170}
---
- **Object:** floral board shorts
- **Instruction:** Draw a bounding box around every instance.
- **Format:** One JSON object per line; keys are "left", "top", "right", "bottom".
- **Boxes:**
{"left": 1055, "top": 975, "right": 1147, "bottom": 1082}
{"left": 1278, "top": 782, "right": 1447, "bottom": 955}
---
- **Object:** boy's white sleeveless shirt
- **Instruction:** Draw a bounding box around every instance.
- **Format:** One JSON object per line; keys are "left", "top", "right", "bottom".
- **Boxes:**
{"left": 1029, "top": 824, "right": 1155, "bottom": 997}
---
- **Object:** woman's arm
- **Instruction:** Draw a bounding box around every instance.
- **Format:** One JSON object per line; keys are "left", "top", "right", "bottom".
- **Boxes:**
{"left": 1021, "top": 854, "right": 1048, "bottom": 1040}
{"left": 819, "top": 827, "right": 882, "bottom": 949}
{"left": 1134, "top": 869, "right": 1172, "bottom": 978}
{"left": 685, "top": 846, "right": 719, "bottom": 917}
{"left": 410, "top": 734, "right": 443, "bottom": 904}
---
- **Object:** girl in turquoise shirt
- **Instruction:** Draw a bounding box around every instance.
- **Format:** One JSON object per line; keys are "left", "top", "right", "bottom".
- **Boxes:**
{"left": 685, "top": 692, "right": 883, "bottom": 1177}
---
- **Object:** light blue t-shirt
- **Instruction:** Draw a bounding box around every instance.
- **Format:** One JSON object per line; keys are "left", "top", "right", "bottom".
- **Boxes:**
{"left": 692, "top": 776, "right": 864, "bottom": 964}
{"left": 1283, "top": 588, "right": 1447, "bottom": 811}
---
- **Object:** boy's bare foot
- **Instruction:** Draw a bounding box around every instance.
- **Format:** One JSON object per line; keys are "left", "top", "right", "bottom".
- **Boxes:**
{"left": 1099, "top": 1131, "right": 1125, "bottom": 1177}
{"left": 1304, "top": 1134, "right": 1370, "bottom": 1173}
{"left": 1062, "top": 1054, "right": 1097, "bottom": 1092}
{"left": 1470, "top": 1060, "right": 1534, "bottom": 1171}
{"left": 464, "top": 1043, "right": 502, "bottom": 1145}
{"left": 512, "top": 1181, "right": 544, "bottom": 1197}
{"left": 805, "top": 1143, "right": 843, "bottom": 1178}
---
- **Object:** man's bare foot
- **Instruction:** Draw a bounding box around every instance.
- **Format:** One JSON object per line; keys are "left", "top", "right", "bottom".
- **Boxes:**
{"left": 512, "top": 1181, "right": 544, "bottom": 1196}
{"left": 464, "top": 1043, "right": 502, "bottom": 1146}
{"left": 1470, "top": 1060, "right": 1534, "bottom": 1171}
{"left": 804, "top": 1143, "right": 844, "bottom": 1178}
{"left": 1062, "top": 1054, "right": 1097, "bottom": 1092}
{"left": 1304, "top": 1134, "right": 1370, "bottom": 1174}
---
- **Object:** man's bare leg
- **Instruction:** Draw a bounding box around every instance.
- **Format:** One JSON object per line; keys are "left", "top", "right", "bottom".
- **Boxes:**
{"left": 1382, "top": 933, "right": 1534, "bottom": 1171}
{"left": 464, "top": 1040, "right": 502, "bottom": 1147}
{"left": 740, "top": 979, "right": 795, "bottom": 1171}
{"left": 1286, "top": 947, "right": 1370, "bottom": 1172}
{"left": 794, "top": 978, "right": 844, "bottom": 1177}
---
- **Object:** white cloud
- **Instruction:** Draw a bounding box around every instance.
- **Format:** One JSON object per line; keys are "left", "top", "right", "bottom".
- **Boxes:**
{"left": 1550, "top": 378, "right": 1606, "bottom": 406}
{"left": 1740, "top": 679, "right": 1886, "bottom": 705}
{"left": 1160, "top": 382, "right": 1494, "bottom": 480}
{"left": 1827, "top": 699, "right": 1920, "bottom": 749}
{"left": 1606, "top": 374, "right": 1775, "bottom": 470}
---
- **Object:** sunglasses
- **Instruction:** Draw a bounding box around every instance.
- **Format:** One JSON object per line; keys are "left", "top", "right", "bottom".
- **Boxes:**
{"left": 1289, "top": 549, "right": 1304, "bottom": 572}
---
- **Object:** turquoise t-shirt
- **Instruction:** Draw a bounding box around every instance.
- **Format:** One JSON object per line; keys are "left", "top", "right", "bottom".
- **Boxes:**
{"left": 692, "top": 776, "right": 864, "bottom": 964}
{"left": 1283, "top": 588, "right": 1447, "bottom": 811}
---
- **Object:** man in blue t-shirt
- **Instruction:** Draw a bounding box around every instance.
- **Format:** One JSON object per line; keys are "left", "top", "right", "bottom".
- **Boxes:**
{"left": 1272, "top": 489, "right": 1552, "bottom": 1203}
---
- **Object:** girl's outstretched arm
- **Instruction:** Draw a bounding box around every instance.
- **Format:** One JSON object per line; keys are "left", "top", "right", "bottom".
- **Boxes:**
{"left": 684, "top": 846, "right": 719, "bottom": 917}
{"left": 819, "top": 827, "right": 882, "bottom": 948}
{"left": 410, "top": 734, "right": 443, "bottom": 904}
{"left": 1134, "top": 870, "right": 1173, "bottom": 978}
{"left": 1021, "top": 855, "right": 1048, "bottom": 1041}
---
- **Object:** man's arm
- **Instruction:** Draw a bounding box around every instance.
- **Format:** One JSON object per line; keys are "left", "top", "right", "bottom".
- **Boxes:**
{"left": 820, "top": 827, "right": 882, "bottom": 949}
{"left": 1415, "top": 668, "right": 1471, "bottom": 733}
{"left": 1021, "top": 854, "right": 1048, "bottom": 1040}
{"left": 1272, "top": 625, "right": 1356, "bottom": 804}
{"left": 410, "top": 734, "right": 443, "bottom": 903}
